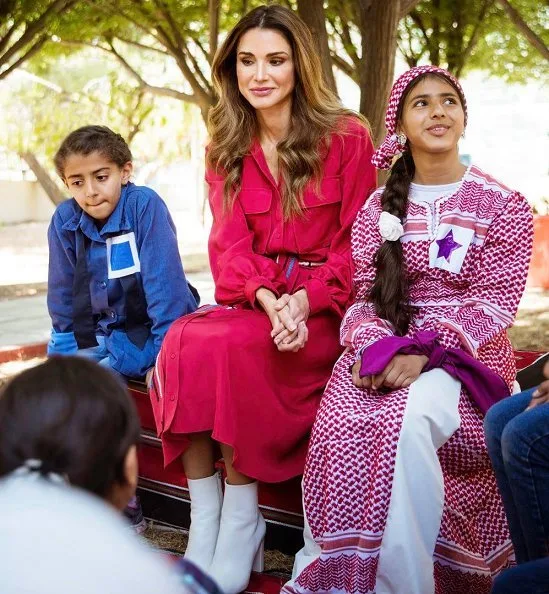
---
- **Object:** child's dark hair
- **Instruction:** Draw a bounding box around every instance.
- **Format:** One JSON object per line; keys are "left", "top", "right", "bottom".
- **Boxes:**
{"left": 54, "top": 125, "right": 132, "bottom": 179}
{"left": 0, "top": 357, "right": 140, "bottom": 499}
{"left": 369, "top": 72, "right": 465, "bottom": 336}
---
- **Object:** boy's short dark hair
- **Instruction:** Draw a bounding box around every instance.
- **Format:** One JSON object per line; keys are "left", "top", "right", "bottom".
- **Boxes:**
{"left": 54, "top": 125, "right": 132, "bottom": 179}
{"left": 0, "top": 357, "right": 140, "bottom": 498}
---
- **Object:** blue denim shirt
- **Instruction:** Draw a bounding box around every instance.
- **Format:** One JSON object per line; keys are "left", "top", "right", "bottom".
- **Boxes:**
{"left": 47, "top": 182, "right": 198, "bottom": 377}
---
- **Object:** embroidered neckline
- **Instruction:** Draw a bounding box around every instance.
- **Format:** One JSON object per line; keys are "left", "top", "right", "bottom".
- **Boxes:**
{"left": 408, "top": 164, "right": 472, "bottom": 205}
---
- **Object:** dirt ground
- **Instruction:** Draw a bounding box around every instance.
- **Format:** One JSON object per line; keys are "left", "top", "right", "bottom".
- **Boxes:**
{"left": 1, "top": 284, "right": 547, "bottom": 350}
{"left": 144, "top": 525, "right": 294, "bottom": 574}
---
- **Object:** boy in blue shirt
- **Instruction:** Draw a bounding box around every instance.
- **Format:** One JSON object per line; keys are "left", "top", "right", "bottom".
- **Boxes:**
{"left": 47, "top": 125, "right": 198, "bottom": 530}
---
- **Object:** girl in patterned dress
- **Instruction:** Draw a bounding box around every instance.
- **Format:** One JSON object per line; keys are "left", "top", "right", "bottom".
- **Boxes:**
{"left": 283, "top": 65, "right": 533, "bottom": 594}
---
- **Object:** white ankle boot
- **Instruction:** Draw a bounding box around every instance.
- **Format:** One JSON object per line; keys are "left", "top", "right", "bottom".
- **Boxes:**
{"left": 184, "top": 472, "right": 223, "bottom": 572}
{"left": 209, "top": 481, "right": 266, "bottom": 594}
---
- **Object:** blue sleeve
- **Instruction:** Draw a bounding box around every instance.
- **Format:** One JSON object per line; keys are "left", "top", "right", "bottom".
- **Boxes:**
{"left": 47, "top": 209, "right": 76, "bottom": 335}
{"left": 46, "top": 208, "right": 80, "bottom": 355}
{"left": 136, "top": 191, "right": 198, "bottom": 355}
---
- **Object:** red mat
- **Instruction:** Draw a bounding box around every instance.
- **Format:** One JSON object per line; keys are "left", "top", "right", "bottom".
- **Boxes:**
{"left": 166, "top": 554, "right": 285, "bottom": 594}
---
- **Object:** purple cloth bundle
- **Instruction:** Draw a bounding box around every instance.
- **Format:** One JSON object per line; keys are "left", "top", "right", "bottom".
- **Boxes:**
{"left": 359, "top": 331, "right": 510, "bottom": 414}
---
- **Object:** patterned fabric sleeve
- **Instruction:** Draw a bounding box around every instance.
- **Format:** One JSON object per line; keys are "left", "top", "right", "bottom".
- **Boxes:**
{"left": 420, "top": 191, "right": 533, "bottom": 354}
{"left": 340, "top": 191, "right": 396, "bottom": 352}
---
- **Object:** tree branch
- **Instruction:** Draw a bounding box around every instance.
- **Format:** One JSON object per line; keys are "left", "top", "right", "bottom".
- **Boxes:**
{"left": 496, "top": 0, "right": 549, "bottom": 61}
{"left": 399, "top": 0, "right": 422, "bottom": 19}
{"left": 0, "top": 0, "right": 77, "bottom": 67}
{"left": 330, "top": 51, "right": 358, "bottom": 81}
{"left": 338, "top": 16, "right": 360, "bottom": 65}
{"left": 95, "top": 1, "right": 170, "bottom": 51}
{"left": 114, "top": 35, "right": 170, "bottom": 57}
{"left": 458, "top": 0, "right": 495, "bottom": 76}
{"left": 0, "top": 18, "right": 18, "bottom": 56}
{"left": 398, "top": 16, "right": 424, "bottom": 67}
{"left": 189, "top": 33, "right": 210, "bottom": 65}
{"left": 209, "top": 0, "right": 220, "bottom": 63}
{"left": 150, "top": 0, "right": 212, "bottom": 101}
{"left": 408, "top": 10, "right": 429, "bottom": 42}
{"left": 183, "top": 44, "right": 213, "bottom": 95}
{"left": 106, "top": 40, "right": 199, "bottom": 104}
{"left": 0, "top": 34, "right": 48, "bottom": 80}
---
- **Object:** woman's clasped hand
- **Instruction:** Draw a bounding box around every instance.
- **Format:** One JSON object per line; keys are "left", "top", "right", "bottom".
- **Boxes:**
{"left": 256, "top": 287, "right": 310, "bottom": 352}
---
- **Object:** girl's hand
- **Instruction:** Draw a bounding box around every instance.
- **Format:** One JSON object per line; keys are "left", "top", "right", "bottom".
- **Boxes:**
{"left": 372, "top": 354, "right": 429, "bottom": 390}
{"left": 351, "top": 354, "right": 428, "bottom": 391}
{"left": 351, "top": 360, "right": 374, "bottom": 389}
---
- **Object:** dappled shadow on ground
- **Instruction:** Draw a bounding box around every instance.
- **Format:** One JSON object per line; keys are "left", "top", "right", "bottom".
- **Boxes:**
{"left": 0, "top": 282, "right": 47, "bottom": 301}
{"left": 510, "top": 306, "right": 549, "bottom": 352}
{"left": 143, "top": 525, "right": 294, "bottom": 575}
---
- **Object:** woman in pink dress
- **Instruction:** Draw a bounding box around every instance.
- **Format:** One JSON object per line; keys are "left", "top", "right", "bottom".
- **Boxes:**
{"left": 283, "top": 65, "right": 533, "bottom": 594}
{"left": 149, "top": 5, "right": 375, "bottom": 593}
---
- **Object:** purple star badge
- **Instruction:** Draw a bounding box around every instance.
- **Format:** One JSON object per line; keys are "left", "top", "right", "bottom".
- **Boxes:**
{"left": 436, "top": 230, "right": 462, "bottom": 261}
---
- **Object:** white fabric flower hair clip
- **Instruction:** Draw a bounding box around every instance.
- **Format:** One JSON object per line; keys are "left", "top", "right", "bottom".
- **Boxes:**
{"left": 379, "top": 211, "right": 404, "bottom": 242}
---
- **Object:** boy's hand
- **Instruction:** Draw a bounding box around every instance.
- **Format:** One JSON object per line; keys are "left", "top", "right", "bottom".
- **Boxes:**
{"left": 525, "top": 359, "right": 549, "bottom": 411}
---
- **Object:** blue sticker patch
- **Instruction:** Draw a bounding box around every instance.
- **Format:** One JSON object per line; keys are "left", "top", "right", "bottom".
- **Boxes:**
{"left": 106, "top": 232, "right": 140, "bottom": 279}
{"left": 110, "top": 241, "right": 134, "bottom": 271}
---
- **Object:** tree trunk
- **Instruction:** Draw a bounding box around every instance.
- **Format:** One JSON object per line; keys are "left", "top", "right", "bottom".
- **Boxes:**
{"left": 358, "top": 0, "right": 401, "bottom": 144}
{"left": 20, "top": 152, "right": 66, "bottom": 206}
{"left": 496, "top": 0, "right": 549, "bottom": 62}
{"left": 297, "top": 0, "right": 338, "bottom": 94}
{"left": 446, "top": 0, "right": 465, "bottom": 73}
{"left": 430, "top": 0, "right": 441, "bottom": 65}
{"left": 208, "top": 0, "right": 220, "bottom": 63}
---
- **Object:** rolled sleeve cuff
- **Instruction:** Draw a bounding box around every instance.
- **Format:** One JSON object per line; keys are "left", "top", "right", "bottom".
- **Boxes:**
{"left": 244, "top": 276, "right": 281, "bottom": 308}
{"left": 47, "top": 330, "right": 79, "bottom": 355}
{"left": 299, "top": 278, "right": 332, "bottom": 316}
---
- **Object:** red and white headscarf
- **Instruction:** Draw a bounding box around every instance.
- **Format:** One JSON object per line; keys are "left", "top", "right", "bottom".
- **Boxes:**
{"left": 371, "top": 65, "right": 468, "bottom": 170}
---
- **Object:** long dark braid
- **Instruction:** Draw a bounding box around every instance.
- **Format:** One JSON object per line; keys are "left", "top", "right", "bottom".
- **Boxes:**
{"left": 368, "top": 150, "right": 415, "bottom": 335}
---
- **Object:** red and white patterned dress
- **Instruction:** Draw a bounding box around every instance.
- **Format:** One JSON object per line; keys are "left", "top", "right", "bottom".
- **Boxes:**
{"left": 283, "top": 165, "right": 533, "bottom": 594}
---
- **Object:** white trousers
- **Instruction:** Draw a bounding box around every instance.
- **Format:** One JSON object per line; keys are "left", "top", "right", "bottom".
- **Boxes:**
{"left": 375, "top": 368, "right": 461, "bottom": 594}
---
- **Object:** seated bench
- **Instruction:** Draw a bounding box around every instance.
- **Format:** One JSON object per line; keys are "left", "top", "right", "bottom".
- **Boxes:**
{"left": 1, "top": 342, "right": 544, "bottom": 555}
{"left": 130, "top": 349, "right": 548, "bottom": 557}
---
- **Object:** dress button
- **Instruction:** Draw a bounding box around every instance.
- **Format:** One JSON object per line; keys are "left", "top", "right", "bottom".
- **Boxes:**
{"left": 169, "top": 394, "right": 176, "bottom": 401}
{"left": 99, "top": 281, "right": 107, "bottom": 289}
{"left": 170, "top": 353, "right": 176, "bottom": 359}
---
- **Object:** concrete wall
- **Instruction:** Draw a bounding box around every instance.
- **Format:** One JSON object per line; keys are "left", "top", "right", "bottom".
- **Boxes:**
{"left": 0, "top": 180, "right": 54, "bottom": 224}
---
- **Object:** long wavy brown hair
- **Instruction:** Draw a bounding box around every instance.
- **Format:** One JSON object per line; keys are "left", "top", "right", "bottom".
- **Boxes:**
{"left": 207, "top": 4, "right": 367, "bottom": 219}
